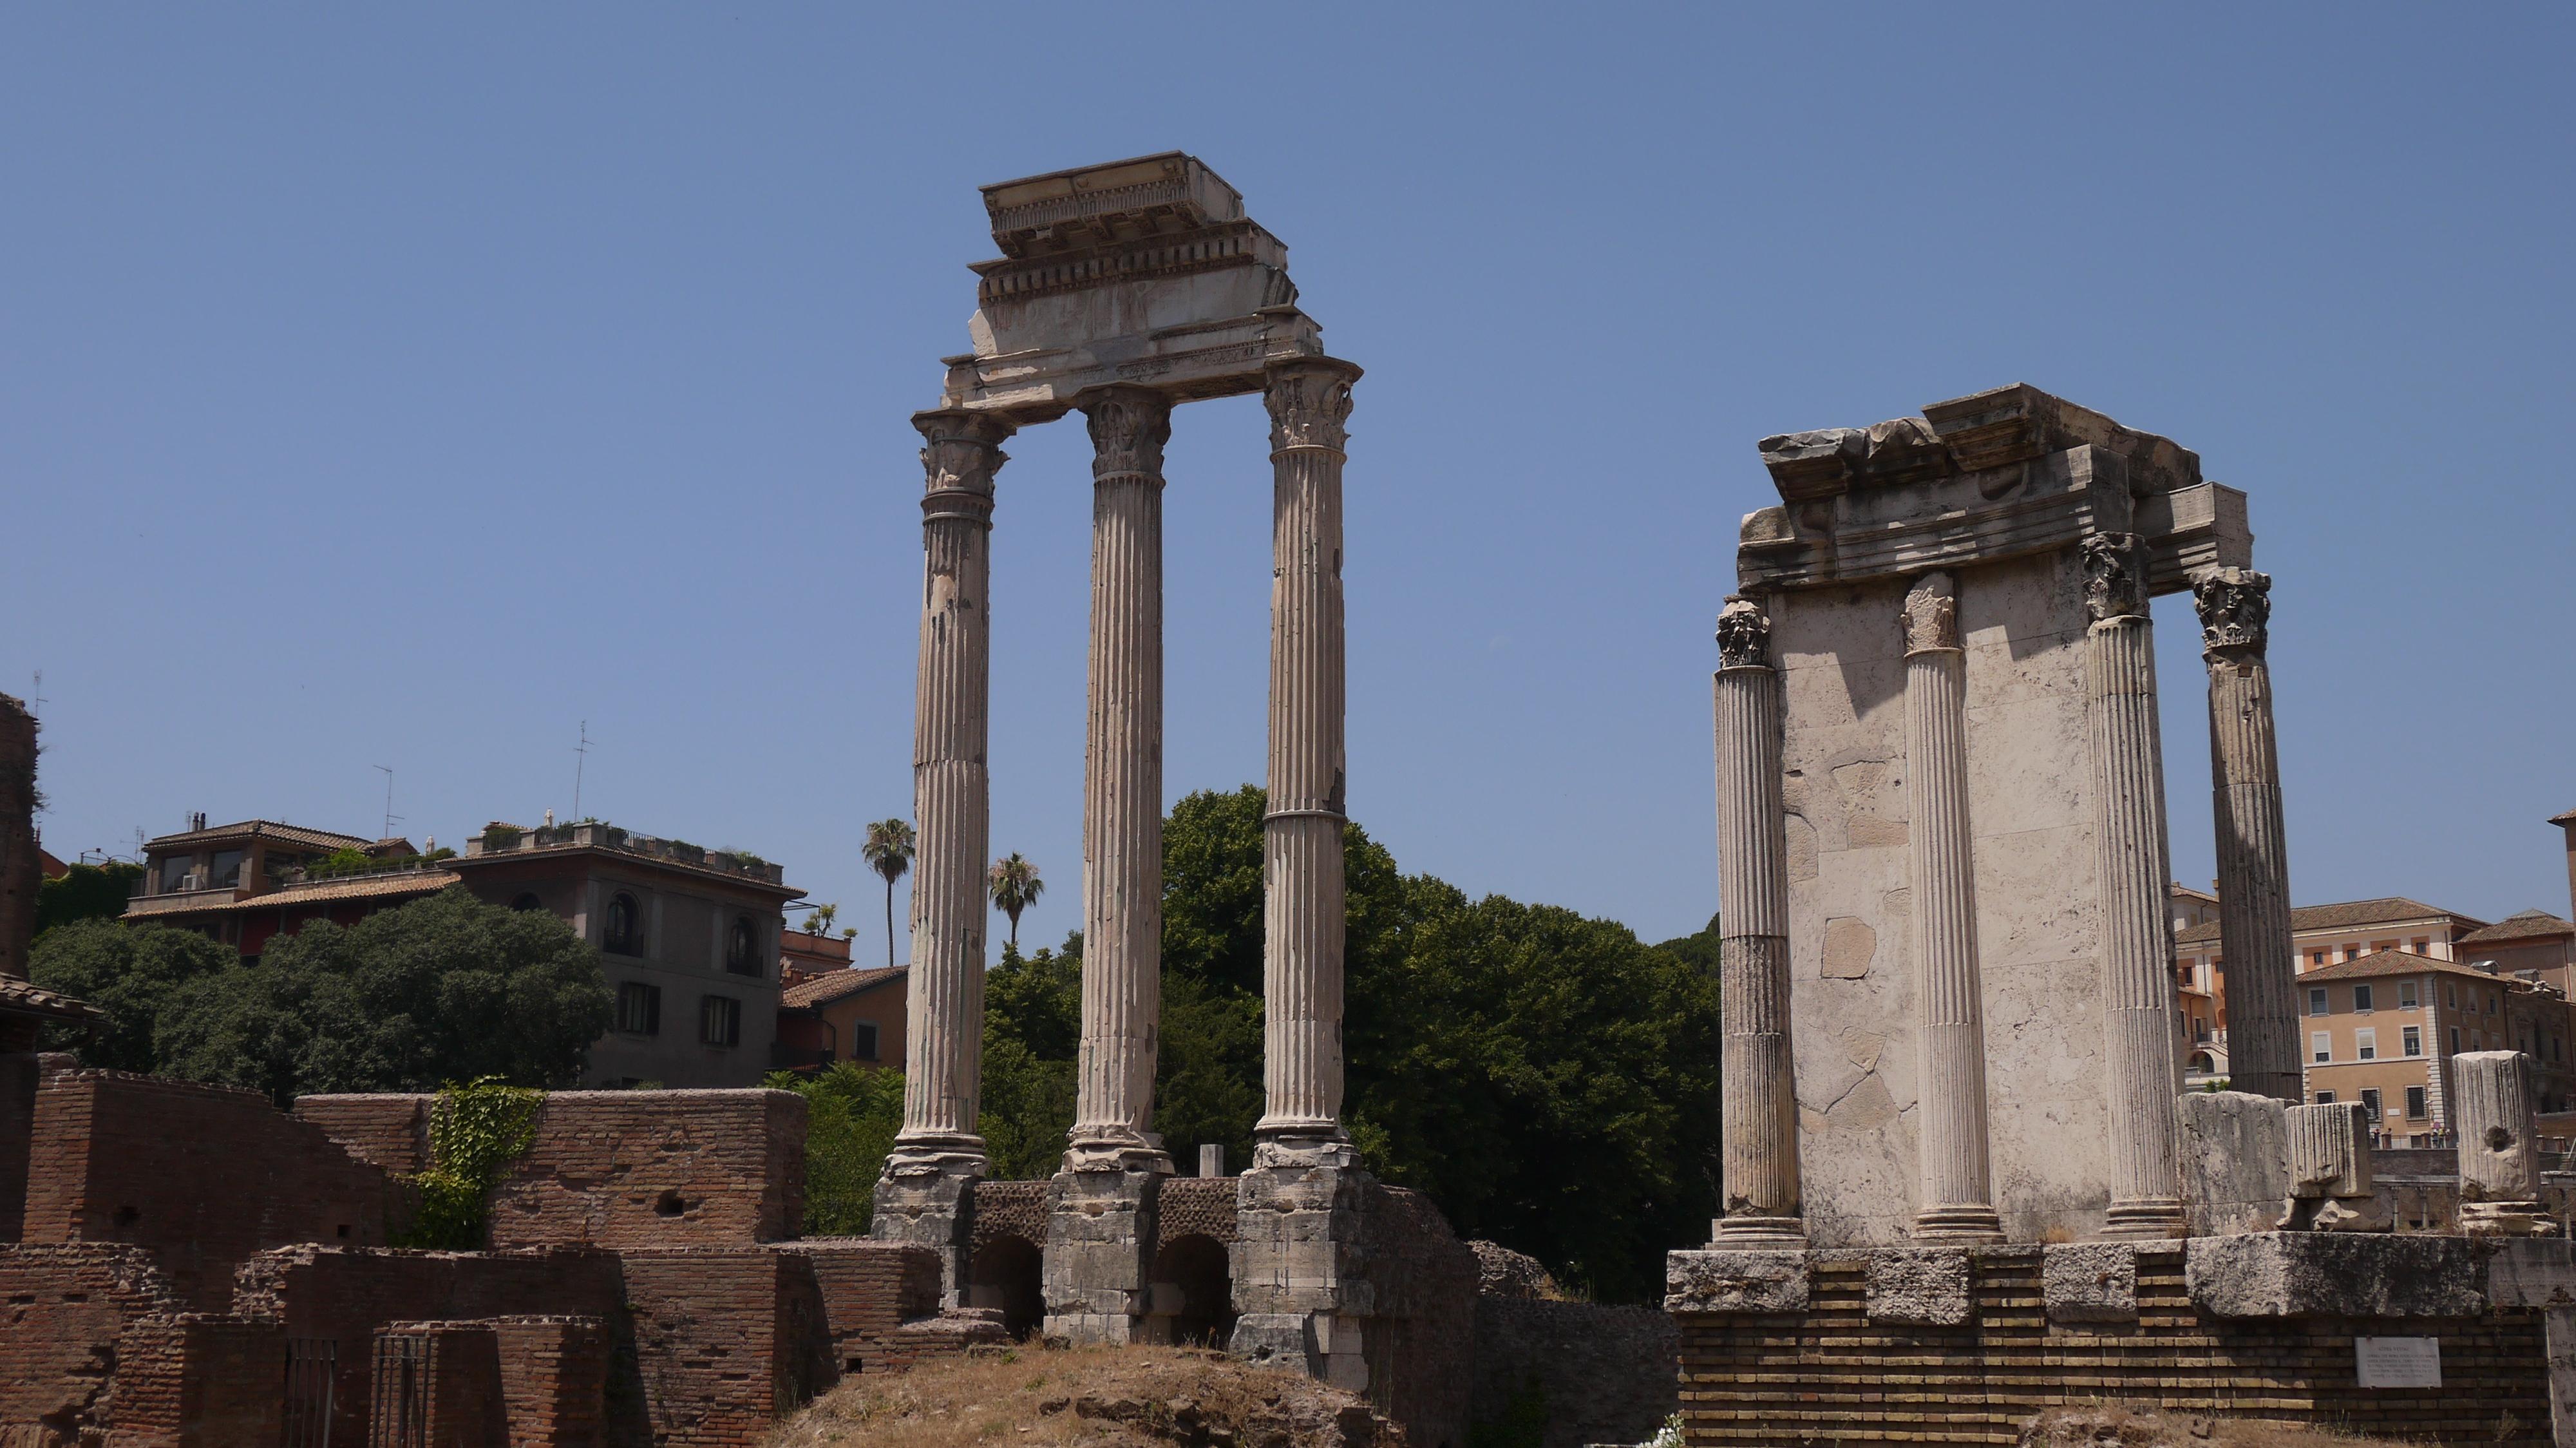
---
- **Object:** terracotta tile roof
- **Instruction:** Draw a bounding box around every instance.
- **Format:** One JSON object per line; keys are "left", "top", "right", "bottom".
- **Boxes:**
{"left": 0, "top": 976, "right": 106, "bottom": 1024}
{"left": 2170, "top": 882, "right": 2219, "bottom": 904}
{"left": 2174, "top": 896, "right": 2485, "bottom": 948}
{"left": 121, "top": 872, "right": 460, "bottom": 919}
{"left": 781, "top": 966, "right": 907, "bottom": 1011}
{"left": 2551, "top": 807, "right": 2576, "bottom": 826}
{"left": 2294, "top": 948, "right": 2524, "bottom": 986}
{"left": 143, "top": 820, "right": 372, "bottom": 853}
{"left": 2458, "top": 910, "right": 2576, "bottom": 945}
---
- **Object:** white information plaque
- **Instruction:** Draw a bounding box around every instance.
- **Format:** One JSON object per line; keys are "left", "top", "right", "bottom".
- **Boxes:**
{"left": 2354, "top": 1336, "right": 2441, "bottom": 1388}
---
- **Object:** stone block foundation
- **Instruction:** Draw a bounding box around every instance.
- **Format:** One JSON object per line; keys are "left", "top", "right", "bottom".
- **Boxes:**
{"left": 1668, "top": 1240, "right": 2554, "bottom": 1445}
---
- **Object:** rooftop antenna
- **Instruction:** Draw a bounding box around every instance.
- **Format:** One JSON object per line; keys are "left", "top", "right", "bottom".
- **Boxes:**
{"left": 572, "top": 721, "right": 592, "bottom": 821}
{"left": 374, "top": 765, "right": 401, "bottom": 839}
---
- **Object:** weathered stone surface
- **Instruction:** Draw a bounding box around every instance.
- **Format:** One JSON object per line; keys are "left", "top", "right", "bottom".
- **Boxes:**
{"left": 2176, "top": 1091, "right": 2289, "bottom": 1236}
{"left": 2042, "top": 1243, "right": 2138, "bottom": 1323}
{"left": 2546, "top": 1306, "right": 2576, "bottom": 1448}
{"left": 1043, "top": 1167, "right": 1162, "bottom": 1344}
{"left": 2305, "top": 1190, "right": 2394, "bottom": 1234}
{"left": 2186, "top": 1233, "right": 2486, "bottom": 1319}
{"left": 2456, "top": 1051, "right": 2556, "bottom": 1236}
{"left": 1862, "top": 1248, "right": 1972, "bottom": 1326}
{"left": 2285, "top": 1101, "right": 2372, "bottom": 1197}
{"left": 1665, "top": 1250, "right": 1810, "bottom": 1315}
{"left": 1466, "top": 1240, "right": 1560, "bottom": 1301}
{"left": 2487, "top": 1237, "right": 2576, "bottom": 1308}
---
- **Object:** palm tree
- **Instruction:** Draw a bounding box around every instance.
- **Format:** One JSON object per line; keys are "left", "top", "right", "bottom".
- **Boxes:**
{"left": 987, "top": 853, "right": 1045, "bottom": 951}
{"left": 860, "top": 819, "right": 915, "bottom": 969}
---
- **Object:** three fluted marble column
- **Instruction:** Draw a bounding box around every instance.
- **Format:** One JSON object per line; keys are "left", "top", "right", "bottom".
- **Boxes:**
{"left": 888, "top": 409, "right": 1014, "bottom": 1178}
{"left": 2082, "top": 534, "right": 2188, "bottom": 1237}
{"left": 1710, "top": 596, "right": 1804, "bottom": 1245}
{"left": 1068, "top": 388, "right": 1177, "bottom": 1172}
{"left": 1255, "top": 357, "right": 1363, "bottom": 1169}
{"left": 2197, "top": 567, "right": 2299, "bottom": 1104}
{"left": 1902, "top": 574, "right": 2005, "bottom": 1243}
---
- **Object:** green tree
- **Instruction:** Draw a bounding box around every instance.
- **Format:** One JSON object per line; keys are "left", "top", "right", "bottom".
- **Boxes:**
{"left": 774, "top": 1062, "right": 907, "bottom": 1234}
{"left": 979, "top": 938, "right": 1081, "bottom": 1179}
{"left": 1654, "top": 911, "right": 1722, "bottom": 975}
{"left": 33, "top": 861, "right": 146, "bottom": 937}
{"left": 151, "top": 887, "right": 611, "bottom": 1104}
{"left": 862, "top": 819, "right": 914, "bottom": 969}
{"left": 803, "top": 902, "right": 840, "bottom": 938}
{"left": 28, "top": 919, "right": 234, "bottom": 1070}
{"left": 986, "top": 853, "right": 1045, "bottom": 951}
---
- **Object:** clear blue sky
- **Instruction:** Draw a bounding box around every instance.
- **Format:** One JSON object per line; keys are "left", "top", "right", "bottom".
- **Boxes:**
{"left": 6, "top": 6, "right": 2570, "bottom": 955}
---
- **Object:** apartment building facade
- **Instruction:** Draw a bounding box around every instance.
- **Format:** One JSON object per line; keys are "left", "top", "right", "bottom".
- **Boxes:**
{"left": 2297, "top": 949, "right": 2576, "bottom": 1143}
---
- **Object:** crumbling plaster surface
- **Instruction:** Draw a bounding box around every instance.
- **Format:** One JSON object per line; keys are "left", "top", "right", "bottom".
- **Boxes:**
{"left": 1777, "top": 549, "right": 2112, "bottom": 1246}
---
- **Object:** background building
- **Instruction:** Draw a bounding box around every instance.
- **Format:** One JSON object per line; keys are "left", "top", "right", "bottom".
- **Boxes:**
{"left": 775, "top": 963, "right": 906, "bottom": 1073}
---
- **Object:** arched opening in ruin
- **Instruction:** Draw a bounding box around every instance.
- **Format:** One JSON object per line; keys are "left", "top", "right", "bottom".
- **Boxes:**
{"left": 967, "top": 1235, "right": 1044, "bottom": 1340}
{"left": 1153, "top": 1233, "right": 1235, "bottom": 1348}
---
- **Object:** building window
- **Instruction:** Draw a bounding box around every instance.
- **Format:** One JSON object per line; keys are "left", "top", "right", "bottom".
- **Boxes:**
{"left": 2315, "top": 1091, "right": 2336, "bottom": 1105}
{"left": 2447, "top": 984, "right": 2458, "bottom": 1010}
{"left": 726, "top": 915, "right": 762, "bottom": 976}
{"left": 851, "top": 1020, "right": 881, "bottom": 1062}
{"left": 210, "top": 849, "right": 245, "bottom": 889}
{"left": 2403, "top": 1025, "right": 2422, "bottom": 1058}
{"left": 2450, "top": 1026, "right": 2461, "bottom": 1054}
{"left": 2312, "top": 1031, "right": 2332, "bottom": 1064}
{"left": 2360, "top": 1087, "right": 2382, "bottom": 1122}
{"left": 2405, "top": 1086, "right": 2428, "bottom": 1119}
{"left": 2400, "top": 981, "right": 2418, "bottom": 1009}
{"left": 699, "top": 994, "right": 741, "bottom": 1048}
{"left": 2308, "top": 987, "right": 2329, "bottom": 1016}
{"left": 2488, "top": 993, "right": 2499, "bottom": 1015}
{"left": 2354, "top": 984, "right": 2374, "bottom": 1013}
{"left": 615, "top": 982, "right": 661, "bottom": 1036}
{"left": 2356, "top": 1028, "right": 2376, "bottom": 1061}
{"left": 510, "top": 893, "right": 545, "bottom": 912}
{"left": 605, "top": 893, "right": 643, "bottom": 956}
{"left": 2412, "top": 937, "right": 2430, "bottom": 955}
{"left": 2193, "top": 1017, "right": 2211, "bottom": 1043}
{"left": 2311, "top": 949, "right": 2328, "bottom": 967}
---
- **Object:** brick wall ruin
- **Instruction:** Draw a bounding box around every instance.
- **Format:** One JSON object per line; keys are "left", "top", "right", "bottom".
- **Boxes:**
{"left": 0, "top": 1243, "right": 187, "bottom": 1433}
{"left": 295, "top": 1087, "right": 808, "bottom": 1250}
{"left": 22, "top": 1070, "right": 392, "bottom": 1308}
{"left": 0, "top": 694, "right": 37, "bottom": 986}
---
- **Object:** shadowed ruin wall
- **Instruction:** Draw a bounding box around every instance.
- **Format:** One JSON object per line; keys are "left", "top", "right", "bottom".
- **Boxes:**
{"left": 1471, "top": 1298, "right": 1678, "bottom": 1448}
{"left": 1774, "top": 550, "right": 2114, "bottom": 1245}
{"left": 0, "top": 1244, "right": 187, "bottom": 1434}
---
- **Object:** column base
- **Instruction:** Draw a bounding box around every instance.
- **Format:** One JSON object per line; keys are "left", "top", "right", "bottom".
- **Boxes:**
{"left": 882, "top": 1130, "right": 990, "bottom": 1181}
{"left": 1253, "top": 1123, "right": 1361, "bottom": 1171}
{"left": 1061, "top": 1126, "right": 1175, "bottom": 1176}
{"left": 1709, "top": 1215, "right": 1808, "bottom": 1249}
{"left": 2462, "top": 1201, "right": 2561, "bottom": 1238}
{"left": 1911, "top": 1206, "right": 2005, "bottom": 1244}
{"left": 2099, "top": 1198, "right": 2189, "bottom": 1239}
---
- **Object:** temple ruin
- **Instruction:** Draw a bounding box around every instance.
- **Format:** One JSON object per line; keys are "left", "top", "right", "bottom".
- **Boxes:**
{"left": 1671, "top": 388, "right": 2576, "bottom": 1445}
{"left": 866, "top": 153, "right": 1473, "bottom": 1443}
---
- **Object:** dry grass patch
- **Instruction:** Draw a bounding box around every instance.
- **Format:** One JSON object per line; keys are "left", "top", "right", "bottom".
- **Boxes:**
{"left": 770, "top": 1344, "right": 1401, "bottom": 1448}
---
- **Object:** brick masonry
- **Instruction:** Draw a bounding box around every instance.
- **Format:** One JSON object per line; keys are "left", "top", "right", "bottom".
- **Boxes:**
{"left": 23, "top": 1070, "right": 392, "bottom": 1308}
{"left": 1156, "top": 1176, "right": 1238, "bottom": 1248}
{"left": 296, "top": 1088, "right": 808, "bottom": 1250}
{"left": 971, "top": 1179, "right": 1052, "bottom": 1252}
{"left": 0, "top": 1243, "right": 187, "bottom": 1436}
{"left": 109, "top": 1311, "right": 287, "bottom": 1448}
{"left": 1672, "top": 1248, "right": 2554, "bottom": 1446}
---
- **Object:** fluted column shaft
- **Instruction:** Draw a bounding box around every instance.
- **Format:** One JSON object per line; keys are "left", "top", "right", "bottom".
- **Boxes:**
{"left": 2081, "top": 535, "right": 2187, "bottom": 1236}
{"left": 1901, "top": 575, "right": 2005, "bottom": 1242}
{"left": 1710, "top": 596, "right": 1804, "bottom": 1244}
{"left": 1069, "top": 388, "right": 1174, "bottom": 1173}
{"left": 2196, "top": 567, "right": 2298, "bottom": 1103}
{"left": 891, "top": 410, "right": 1012, "bottom": 1174}
{"left": 1256, "top": 357, "right": 1361, "bottom": 1169}
{"left": 2454, "top": 1050, "right": 2552, "bottom": 1235}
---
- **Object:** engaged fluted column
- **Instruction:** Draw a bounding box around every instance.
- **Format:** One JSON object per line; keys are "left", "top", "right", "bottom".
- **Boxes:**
{"left": 2081, "top": 534, "right": 2187, "bottom": 1237}
{"left": 1710, "top": 596, "right": 1804, "bottom": 1245}
{"left": 1255, "top": 356, "right": 1362, "bottom": 1169}
{"left": 1901, "top": 575, "right": 2005, "bottom": 1243}
{"left": 889, "top": 408, "right": 1013, "bottom": 1176}
{"left": 2196, "top": 567, "right": 2299, "bottom": 1104}
{"left": 1068, "top": 387, "right": 1175, "bottom": 1174}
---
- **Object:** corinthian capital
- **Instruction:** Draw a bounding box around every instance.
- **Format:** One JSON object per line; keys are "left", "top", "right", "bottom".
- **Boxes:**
{"left": 1080, "top": 387, "right": 1173, "bottom": 481}
{"left": 913, "top": 410, "right": 1015, "bottom": 498}
{"left": 2081, "top": 533, "right": 2150, "bottom": 624}
{"left": 1264, "top": 357, "right": 1361, "bottom": 453}
{"left": 1902, "top": 572, "right": 1960, "bottom": 654}
{"left": 1716, "top": 596, "right": 1772, "bottom": 669}
{"left": 2193, "top": 566, "right": 2271, "bottom": 654}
